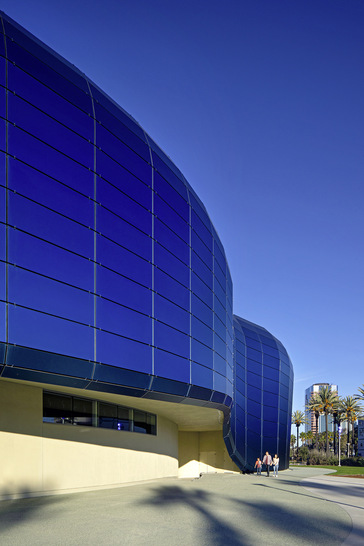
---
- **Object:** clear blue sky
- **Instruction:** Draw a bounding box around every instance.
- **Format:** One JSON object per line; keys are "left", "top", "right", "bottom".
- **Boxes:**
{"left": 3, "top": 0, "right": 364, "bottom": 412}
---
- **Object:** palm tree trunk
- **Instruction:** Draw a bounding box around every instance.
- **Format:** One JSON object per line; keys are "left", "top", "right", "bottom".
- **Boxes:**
{"left": 325, "top": 412, "right": 329, "bottom": 454}
{"left": 297, "top": 424, "right": 299, "bottom": 458}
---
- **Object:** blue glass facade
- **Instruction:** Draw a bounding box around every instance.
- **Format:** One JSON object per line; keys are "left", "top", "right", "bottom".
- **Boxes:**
{"left": 0, "top": 12, "right": 293, "bottom": 471}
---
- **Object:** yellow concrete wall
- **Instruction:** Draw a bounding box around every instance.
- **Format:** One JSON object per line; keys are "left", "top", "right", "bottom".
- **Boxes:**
{"left": 178, "top": 431, "right": 240, "bottom": 478}
{"left": 0, "top": 380, "right": 178, "bottom": 499}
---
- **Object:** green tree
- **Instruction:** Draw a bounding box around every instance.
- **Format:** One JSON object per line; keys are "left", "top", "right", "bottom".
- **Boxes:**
{"left": 292, "top": 410, "right": 307, "bottom": 457}
{"left": 355, "top": 384, "right": 364, "bottom": 402}
{"left": 306, "top": 430, "right": 314, "bottom": 446}
{"left": 290, "top": 434, "right": 296, "bottom": 453}
{"left": 340, "top": 396, "right": 363, "bottom": 456}
{"left": 300, "top": 431, "right": 307, "bottom": 446}
{"left": 307, "top": 386, "right": 339, "bottom": 454}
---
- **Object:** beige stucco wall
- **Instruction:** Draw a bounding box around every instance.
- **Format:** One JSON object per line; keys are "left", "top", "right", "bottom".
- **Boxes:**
{"left": 0, "top": 379, "right": 178, "bottom": 499}
{"left": 0, "top": 378, "right": 239, "bottom": 499}
{"left": 178, "top": 431, "right": 240, "bottom": 478}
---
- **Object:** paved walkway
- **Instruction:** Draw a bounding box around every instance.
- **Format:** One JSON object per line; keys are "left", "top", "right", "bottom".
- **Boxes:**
{"left": 0, "top": 467, "right": 362, "bottom": 545}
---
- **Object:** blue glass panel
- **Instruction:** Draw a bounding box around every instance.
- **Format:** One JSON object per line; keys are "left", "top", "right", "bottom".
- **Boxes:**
{"left": 213, "top": 277, "right": 226, "bottom": 307}
{"left": 263, "top": 354, "right": 280, "bottom": 369}
{"left": 89, "top": 83, "right": 147, "bottom": 142}
{"left": 96, "top": 265, "right": 152, "bottom": 316}
{"left": 189, "top": 192, "right": 211, "bottom": 232}
{"left": 263, "top": 406, "right": 278, "bottom": 423}
{"left": 151, "top": 152, "right": 188, "bottom": 200}
{"left": 191, "top": 362, "right": 213, "bottom": 388}
{"left": 0, "top": 31, "right": 5, "bottom": 58}
{"left": 191, "top": 272, "right": 213, "bottom": 308}
{"left": 263, "top": 377, "right": 279, "bottom": 394}
{"left": 96, "top": 330, "right": 152, "bottom": 374}
{"left": 247, "top": 413, "right": 260, "bottom": 432}
{"left": 280, "top": 372, "right": 290, "bottom": 388}
{"left": 8, "top": 229, "right": 93, "bottom": 291}
{"left": 8, "top": 65, "right": 93, "bottom": 140}
{"left": 191, "top": 316, "right": 213, "bottom": 347}
{"left": 213, "top": 372, "right": 226, "bottom": 393}
{"left": 236, "top": 391, "right": 245, "bottom": 409}
{"left": 154, "top": 173, "right": 189, "bottom": 221}
{"left": 236, "top": 377, "right": 246, "bottom": 395}
{"left": 281, "top": 362, "right": 291, "bottom": 376}
{"left": 235, "top": 365, "right": 245, "bottom": 382}
{"left": 235, "top": 339, "right": 246, "bottom": 357}
{"left": 213, "top": 351, "right": 226, "bottom": 375}
{"left": 262, "top": 343, "right": 279, "bottom": 358}
{"left": 280, "top": 384, "right": 289, "bottom": 399}
{"left": 247, "top": 371, "right": 262, "bottom": 389}
{"left": 191, "top": 338, "right": 213, "bottom": 367}
{"left": 8, "top": 266, "right": 94, "bottom": 323}
{"left": 213, "top": 315, "right": 226, "bottom": 342}
{"left": 97, "top": 208, "right": 152, "bottom": 262}
{"left": 8, "top": 94, "right": 94, "bottom": 165}
{"left": 214, "top": 239, "right": 226, "bottom": 273}
{"left": 192, "top": 210, "right": 212, "bottom": 251}
{"left": 96, "top": 235, "right": 152, "bottom": 288}
{"left": 154, "top": 294, "right": 189, "bottom": 333}
{"left": 97, "top": 125, "right": 151, "bottom": 184}
{"left": 154, "top": 195, "right": 189, "bottom": 241}
{"left": 247, "top": 399, "right": 261, "bottom": 417}
{"left": 0, "top": 115, "right": 5, "bottom": 153}
{"left": 214, "top": 258, "right": 226, "bottom": 290}
{"left": 154, "top": 243, "right": 189, "bottom": 287}
{"left": 0, "top": 260, "right": 5, "bottom": 301}
{"left": 247, "top": 359, "right": 262, "bottom": 374}
{"left": 191, "top": 230, "right": 213, "bottom": 270}
{"left": 97, "top": 151, "right": 152, "bottom": 208}
{"left": 240, "top": 326, "right": 259, "bottom": 340}
{"left": 96, "top": 177, "right": 151, "bottom": 234}
{"left": 8, "top": 127, "right": 94, "bottom": 197}
{"left": 259, "top": 334, "right": 277, "bottom": 348}
{"left": 8, "top": 304, "right": 94, "bottom": 360}
{"left": 0, "top": 84, "right": 5, "bottom": 119}
{"left": 245, "top": 337, "right": 261, "bottom": 351}
{"left": 8, "top": 159, "right": 94, "bottom": 227}
{"left": 8, "top": 193, "right": 94, "bottom": 257}
{"left": 96, "top": 298, "right": 151, "bottom": 344}
{"left": 192, "top": 251, "right": 213, "bottom": 288}
{"left": 263, "top": 365, "right": 279, "bottom": 381}
{"left": 154, "top": 321, "right": 189, "bottom": 358}
{"left": 93, "top": 102, "right": 149, "bottom": 161}
{"left": 6, "top": 40, "right": 92, "bottom": 113}
{"left": 0, "top": 302, "right": 6, "bottom": 342}
{"left": 263, "top": 391, "right": 278, "bottom": 408}
{"left": 214, "top": 295, "right": 225, "bottom": 322}
{"left": 4, "top": 20, "right": 89, "bottom": 92}
{"left": 154, "top": 218, "right": 189, "bottom": 266}
{"left": 247, "top": 346, "right": 262, "bottom": 363}
{"left": 154, "top": 348, "right": 190, "bottom": 382}
{"left": 263, "top": 421, "right": 277, "bottom": 438}
{"left": 214, "top": 332, "right": 226, "bottom": 359}
{"left": 154, "top": 268, "right": 189, "bottom": 311}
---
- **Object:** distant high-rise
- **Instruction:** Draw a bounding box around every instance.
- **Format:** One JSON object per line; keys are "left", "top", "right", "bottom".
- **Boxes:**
{"left": 305, "top": 383, "right": 338, "bottom": 434}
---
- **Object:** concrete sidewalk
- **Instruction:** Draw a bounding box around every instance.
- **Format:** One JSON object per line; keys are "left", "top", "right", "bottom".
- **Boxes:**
{"left": 0, "top": 467, "right": 360, "bottom": 545}
{"left": 301, "top": 473, "right": 364, "bottom": 546}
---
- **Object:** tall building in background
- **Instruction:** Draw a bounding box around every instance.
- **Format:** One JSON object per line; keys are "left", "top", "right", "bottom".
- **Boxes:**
{"left": 305, "top": 383, "right": 338, "bottom": 434}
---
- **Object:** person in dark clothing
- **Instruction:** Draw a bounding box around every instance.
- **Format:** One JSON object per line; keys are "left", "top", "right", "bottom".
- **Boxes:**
{"left": 262, "top": 451, "right": 272, "bottom": 476}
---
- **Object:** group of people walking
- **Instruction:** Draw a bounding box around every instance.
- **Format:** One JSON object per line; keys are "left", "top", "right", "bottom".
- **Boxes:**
{"left": 254, "top": 452, "right": 279, "bottom": 477}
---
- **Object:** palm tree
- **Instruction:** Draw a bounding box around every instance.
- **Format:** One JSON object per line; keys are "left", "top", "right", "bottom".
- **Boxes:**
{"left": 307, "top": 386, "right": 339, "bottom": 454}
{"left": 355, "top": 385, "right": 364, "bottom": 401}
{"left": 300, "top": 431, "right": 307, "bottom": 446}
{"left": 340, "top": 396, "right": 363, "bottom": 456}
{"left": 292, "top": 410, "right": 307, "bottom": 457}
{"left": 307, "top": 394, "right": 322, "bottom": 449}
{"left": 306, "top": 430, "right": 314, "bottom": 447}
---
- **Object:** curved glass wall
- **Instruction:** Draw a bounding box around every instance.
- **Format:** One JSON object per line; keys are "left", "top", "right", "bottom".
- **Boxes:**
{"left": 0, "top": 11, "right": 292, "bottom": 471}
{"left": 224, "top": 316, "right": 293, "bottom": 470}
